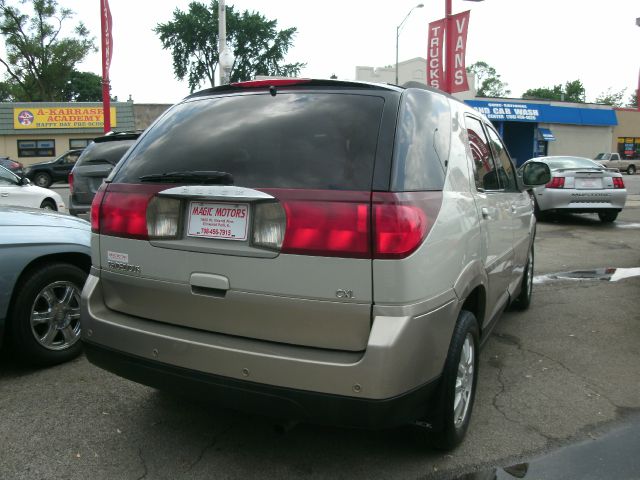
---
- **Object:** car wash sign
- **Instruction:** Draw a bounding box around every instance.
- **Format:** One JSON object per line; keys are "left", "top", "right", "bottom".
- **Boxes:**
{"left": 13, "top": 107, "right": 117, "bottom": 129}
{"left": 465, "top": 100, "right": 618, "bottom": 126}
{"left": 468, "top": 102, "right": 540, "bottom": 121}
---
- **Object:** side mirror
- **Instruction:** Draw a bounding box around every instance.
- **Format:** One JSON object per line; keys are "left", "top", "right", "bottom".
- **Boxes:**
{"left": 20, "top": 176, "right": 31, "bottom": 186}
{"left": 521, "top": 161, "right": 551, "bottom": 187}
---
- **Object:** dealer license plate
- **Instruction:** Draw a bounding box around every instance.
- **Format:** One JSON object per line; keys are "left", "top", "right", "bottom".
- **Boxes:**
{"left": 576, "top": 178, "right": 602, "bottom": 189}
{"left": 187, "top": 202, "right": 249, "bottom": 240}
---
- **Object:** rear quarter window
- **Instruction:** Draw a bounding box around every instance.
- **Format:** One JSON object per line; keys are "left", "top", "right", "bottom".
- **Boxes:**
{"left": 113, "top": 93, "right": 386, "bottom": 191}
{"left": 391, "top": 89, "right": 451, "bottom": 191}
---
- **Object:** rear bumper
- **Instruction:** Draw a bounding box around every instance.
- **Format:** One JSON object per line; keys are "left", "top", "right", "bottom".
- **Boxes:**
{"left": 68, "top": 197, "right": 91, "bottom": 216}
{"left": 84, "top": 341, "right": 440, "bottom": 429}
{"left": 535, "top": 188, "right": 626, "bottom": 212}
{"left": 81, "top": 272, "right": 458, "bottom": 427}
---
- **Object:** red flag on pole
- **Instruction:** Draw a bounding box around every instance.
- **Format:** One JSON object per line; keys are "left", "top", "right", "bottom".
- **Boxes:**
{"left": 100, "top": 0, "right": 113, "bottom": 133}
{"left": 449, "top": 10, "right": 470, "bottom": 94}
{"left": 426, "top": 19, "right": 445, "bottom": 90}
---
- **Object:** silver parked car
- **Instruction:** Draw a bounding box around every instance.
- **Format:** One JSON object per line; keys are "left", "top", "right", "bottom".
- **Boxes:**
{"left": 0, "top": 206, "right": 90, "bottom": 365}
{"left": 81, "top": 80, "right": 549, "bottom": 449}
{"left": 523, "top": 156, "right": 627, "bottom": 223}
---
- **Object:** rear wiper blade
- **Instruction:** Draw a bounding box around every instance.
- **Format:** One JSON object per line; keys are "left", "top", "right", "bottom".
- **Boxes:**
{"left": 139, "top": 170, "right": 234, "bottom": 185}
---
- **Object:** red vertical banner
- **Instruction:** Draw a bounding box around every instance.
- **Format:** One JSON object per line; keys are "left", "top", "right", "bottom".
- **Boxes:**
{"left": 101, "top": 0, "right": 113, "bottom": 132}
{"left": 426, "top": 19, "right": 446, "bottom": 90}
{"left": 450, "top": 10, "right": 470, "bottom": 93}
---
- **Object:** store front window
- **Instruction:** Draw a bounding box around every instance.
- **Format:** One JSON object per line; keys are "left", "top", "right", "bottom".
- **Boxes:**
{"left": 17, "top": 139, "right": 55, "bottom": 157}
{"left": 617, "top": 137, "right": 639, "bottom": 159}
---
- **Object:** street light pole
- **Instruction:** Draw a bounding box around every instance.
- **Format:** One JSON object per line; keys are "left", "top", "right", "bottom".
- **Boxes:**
{"left": 636, "top": 17, "right": 639, "bottom": 111}
{"left": 444, "top": 0, "right": 453, "bottom": 93}
{"left": 396, "top": 3, "right": 424, "bottom": 85}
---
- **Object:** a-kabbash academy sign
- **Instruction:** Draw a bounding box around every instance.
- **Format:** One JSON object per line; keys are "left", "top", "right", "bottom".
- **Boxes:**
{"left": 13, "top": 107, "right": 117, "bottom": 129}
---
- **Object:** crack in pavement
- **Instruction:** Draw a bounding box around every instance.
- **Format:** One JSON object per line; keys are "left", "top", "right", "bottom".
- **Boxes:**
{"left": 493, "top": 332, "right": 621, "bottom": 410}
{"left": 186, "top": 422, "right": 237, "bottom": 472}
{"left": 136, "top": 448, "right": 148, "bottom": 480}
{"left": 491, "top": 362, "right": 554, "bottom": 443}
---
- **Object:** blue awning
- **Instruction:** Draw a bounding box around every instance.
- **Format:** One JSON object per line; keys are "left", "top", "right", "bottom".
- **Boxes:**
{"left": 538, "top": 128, "right": 556, "bottom": 141}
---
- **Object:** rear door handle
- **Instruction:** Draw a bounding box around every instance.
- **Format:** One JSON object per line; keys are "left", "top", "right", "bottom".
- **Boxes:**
{"left": 0, "top": 193, "right": 8, "bottom": 197}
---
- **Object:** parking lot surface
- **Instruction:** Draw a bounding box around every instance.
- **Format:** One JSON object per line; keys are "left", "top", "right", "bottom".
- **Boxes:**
{"left": 1, "top": 180, "right": 639, "bottom": 479}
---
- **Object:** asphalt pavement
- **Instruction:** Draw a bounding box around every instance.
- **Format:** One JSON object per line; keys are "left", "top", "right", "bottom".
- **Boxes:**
{"left": 1, "top": 178, "right": 639, "bottom": 479}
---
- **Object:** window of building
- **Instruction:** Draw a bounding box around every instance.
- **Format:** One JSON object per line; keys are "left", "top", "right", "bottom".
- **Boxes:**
{"left": 17, "top": 139, "right": 55, "bottom": 158}
{"left": 69, "top": 138, "right": 93, "bottom": 150}
{"left": 617, "top": 137, "right": 639, "bottom": 159}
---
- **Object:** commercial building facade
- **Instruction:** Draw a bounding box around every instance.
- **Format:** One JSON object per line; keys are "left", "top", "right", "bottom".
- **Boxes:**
{"left": 612, "top": 108, "right": 640, "bottom": 159}
{"left": 1, "top": 101, "right": 135, "bottom": 165}
{"left": 465, "top": 99, "right": 617, "bottom": 166}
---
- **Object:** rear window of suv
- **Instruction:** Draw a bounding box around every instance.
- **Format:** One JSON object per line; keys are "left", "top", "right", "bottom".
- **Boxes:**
{"left": 113, "top": 93, "right": 385, "bottom": 191}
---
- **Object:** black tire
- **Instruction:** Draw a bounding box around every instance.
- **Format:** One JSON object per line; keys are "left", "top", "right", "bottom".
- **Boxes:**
{"left": 40, "top": 198, "right": 57, "bottom": 211}
{"left": 9, "top": 262, "right": 87, "bottom": 366}
{"left": 598, "top": 211, "right": 618, "bottom": 223}
{"left": 512, "top": 245, "right": 534, "bottom": 311}
{"left": 531, "top": 195, "right": 546, "bottom": 221}
{"left": 33, "top": 171, "right": 52, "bottom": 188}
{"left": 424, "top": 310, "right": 480, "bottom": 450}
{"left": 627, "top": 165, "right": 636, "bottom": 175}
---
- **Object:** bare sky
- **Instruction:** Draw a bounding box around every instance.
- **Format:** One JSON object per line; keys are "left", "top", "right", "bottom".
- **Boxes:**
{"left": 44, "top": 1, "right": 640, "bottom": 104}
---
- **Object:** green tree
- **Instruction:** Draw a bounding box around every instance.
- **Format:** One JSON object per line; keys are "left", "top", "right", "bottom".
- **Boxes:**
{"left": 62, "top": 71, "right": 103, "bottom": 102}
{"left": 155, "top": 1, "right": 305, "bottom": 91}
{"left": 522, "top": 80, "right": 586, "bottom": 103}
{"left": 466, "top": 61, "right": 511, "bottom": 97}
{"left": 0, "top": 0, "right": 97, "bottom": 101}
{"left": 627, "top": 89, "right": 638, "bottom": 108}
{"left": 595, "top": 87, "right": 626, "bottom": 107}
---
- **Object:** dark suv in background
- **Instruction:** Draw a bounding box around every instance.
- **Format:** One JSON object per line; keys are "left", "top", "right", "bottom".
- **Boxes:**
{"left": 69, "top": 131, "right": 141, "bottom": 216}
{"left": 23, "top": 149, "right": 83, "bottom": 188}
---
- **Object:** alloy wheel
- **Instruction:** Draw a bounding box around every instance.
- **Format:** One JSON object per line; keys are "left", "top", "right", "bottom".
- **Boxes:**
{"left": 30, "top": 281, "right": 82, "bottom": 351}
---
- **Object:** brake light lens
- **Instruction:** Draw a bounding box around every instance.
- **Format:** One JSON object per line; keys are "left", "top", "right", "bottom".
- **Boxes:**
{"left": 258, "top": 190, "right": 442, "bottom": 259}
{"left": 91, "top": 184, "right": 107, "bottom": 232}
{"left": 68, "top": 172, "right": 74, "bottom": 194}
{"left": 613, "top": 177, "right": 625, "bottom": 189}
{"left": 92, "top": 184, "right": 166, "bottom": 239}
{"left": 263, "top": 190, "right": 371, "bottom": 258}
{"left": 373, "top": 192, "right": 442, "bottom": 259}
{"left": 546, "top": 177, "right": 565, "bottom": 189}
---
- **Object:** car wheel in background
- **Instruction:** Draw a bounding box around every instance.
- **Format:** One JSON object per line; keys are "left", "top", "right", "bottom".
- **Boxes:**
{"left": 33, "top": 172, "right": 52, "bottom": 188}
{"left": 627, "top": 165, "right": 636, "bottom": 175}
{"left": 598, "top": 211, "right": 618, "bottom": 223}
{"left": 9, "top": 262, "right": 87, "bottom": 366}
{"left": 512, "top": 245, "right": 534, "bottom": 311}
{"left": 40, "top": 198, "right": 57, "bottom": 211}
{"left": 423, "top": 310, "right": 479, "bottom": 450}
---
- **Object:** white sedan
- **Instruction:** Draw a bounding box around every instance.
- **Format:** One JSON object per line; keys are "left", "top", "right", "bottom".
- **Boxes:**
{"left": 0, "top": 165, "right": 66, "bottom": 212}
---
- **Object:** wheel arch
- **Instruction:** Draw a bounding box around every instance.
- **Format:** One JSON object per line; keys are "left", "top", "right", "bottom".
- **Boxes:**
{"left": 4, "top": 252, "right": 91, "bottom": 337}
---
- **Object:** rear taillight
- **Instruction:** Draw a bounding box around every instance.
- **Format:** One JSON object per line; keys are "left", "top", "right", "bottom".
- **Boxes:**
{"left": 91, "top": 184, "right": 107, "bottom": 232}
{"left": 372, "top": 192, "right": 442, "bottom": 259}
{"left": 546, "top": 177, "right": 565, "bottom": 188}
{"left": 258, "top": 190, "right": 442, "bottom": 259}
{"left": 8, "top": 160, "right": 20, "bottom": 168}
{"left": 68, "top": 172, "right": 74, "bottom": 194}
{"left": 613, "top": 177, "right": 625, "bottom": 189}
{"left": 92, "top": 184, "right": 166, "bottom": 239}
{"left": 263, "top": 190, "right": 371, "bottom": 258}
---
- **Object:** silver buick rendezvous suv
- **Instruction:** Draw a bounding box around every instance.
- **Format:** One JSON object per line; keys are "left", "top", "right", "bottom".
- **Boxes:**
{"left": 81, "top": 79, "right": 549, "bottom": 449}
